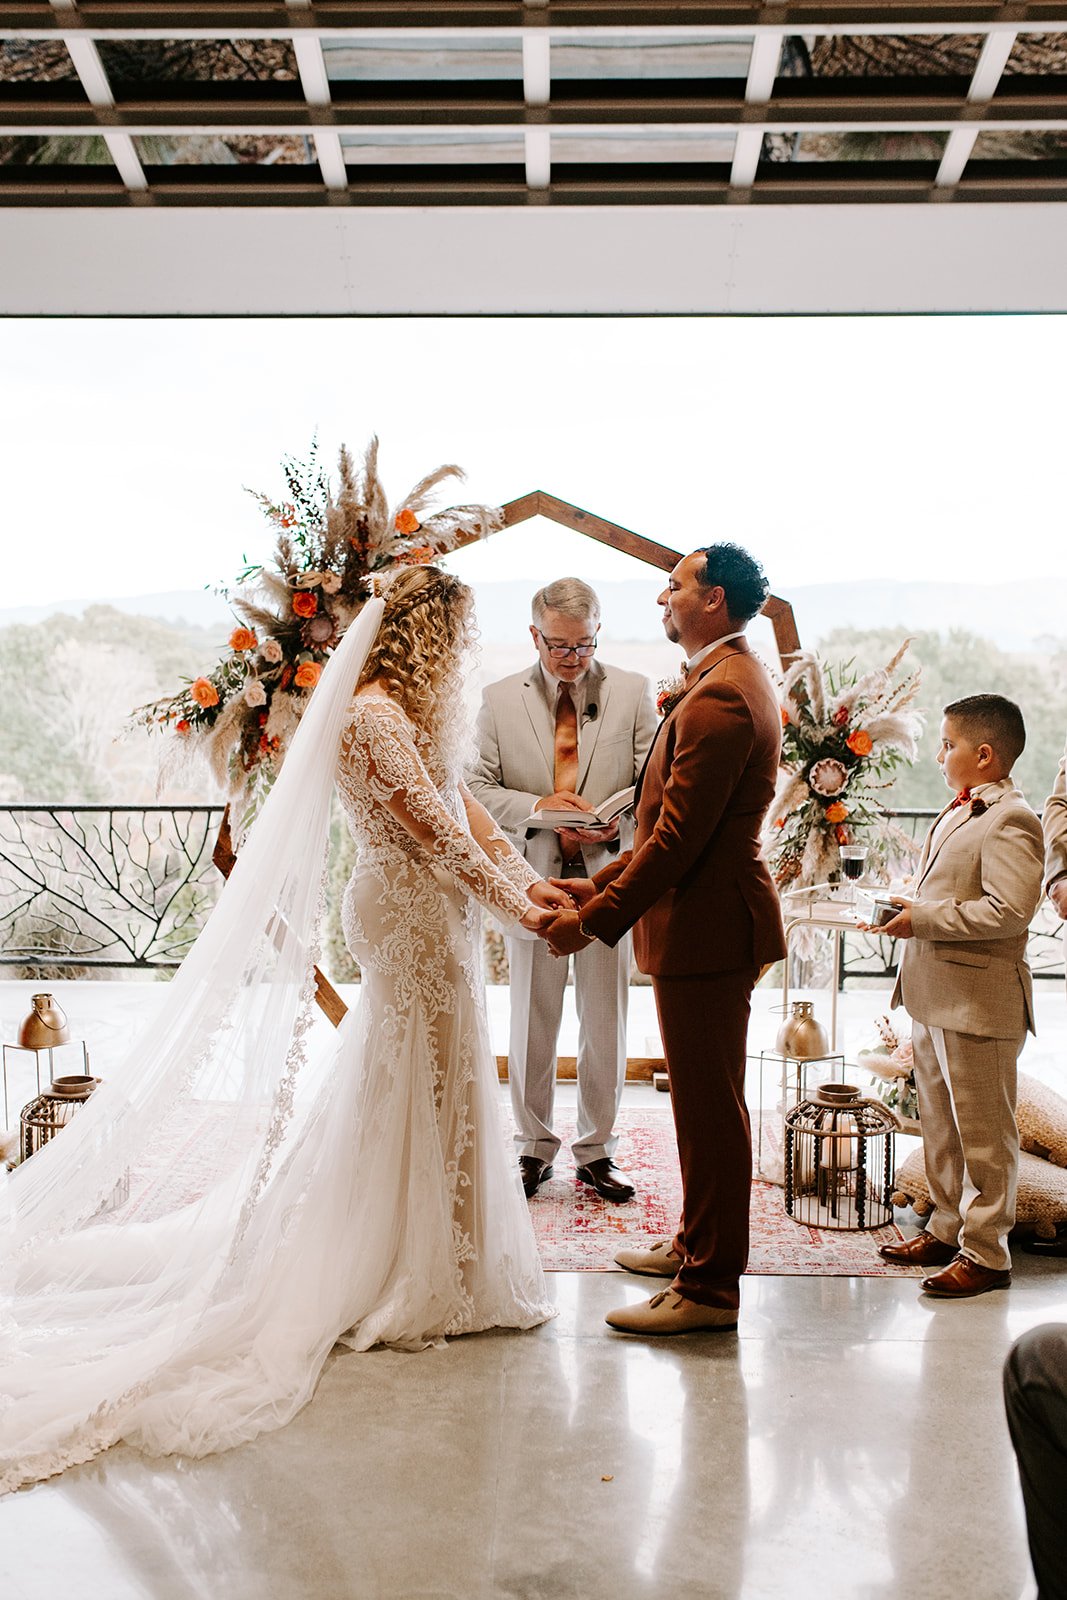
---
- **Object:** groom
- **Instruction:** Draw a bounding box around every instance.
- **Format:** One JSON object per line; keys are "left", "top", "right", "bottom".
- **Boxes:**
{"left": 544, "top": 543, "right": 785, "bottom": 1335}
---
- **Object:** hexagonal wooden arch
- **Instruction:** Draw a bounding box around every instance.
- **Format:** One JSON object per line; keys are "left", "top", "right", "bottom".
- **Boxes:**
{"left": 454, "top": 490, "right": 801, "bottom": 664}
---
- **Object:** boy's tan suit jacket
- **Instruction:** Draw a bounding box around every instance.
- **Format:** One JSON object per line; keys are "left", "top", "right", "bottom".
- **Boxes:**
{"left": 1043, "top": 735, "right": 1067, "bottom": 996}
{"left": 1043, "top": 736, "right": 1067, "bottom": 890}
{"left": 891, "top": 779, "right": 1043, "bottom": 1039}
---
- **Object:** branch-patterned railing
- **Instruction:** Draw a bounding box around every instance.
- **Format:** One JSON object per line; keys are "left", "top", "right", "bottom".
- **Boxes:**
{"left": 0, "top": 805, "right": 225, "bottom": 970}
{"left": 0, "top": 804, "right": 1061, "bottom": 981}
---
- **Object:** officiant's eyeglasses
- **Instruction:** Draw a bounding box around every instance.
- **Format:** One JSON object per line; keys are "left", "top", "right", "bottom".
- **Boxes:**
{"left": 534, "top": 630, "right": 598, "bottom": 660}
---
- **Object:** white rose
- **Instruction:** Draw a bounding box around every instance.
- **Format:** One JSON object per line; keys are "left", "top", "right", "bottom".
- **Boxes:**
{"left": 320, "top": 571, "right": 342, "bottom": 594}
{"left": 244, "top": 680, "right": 267, "bottom": 708}
{"left": 261, "top": 638, "right": 283, "bottom": 664}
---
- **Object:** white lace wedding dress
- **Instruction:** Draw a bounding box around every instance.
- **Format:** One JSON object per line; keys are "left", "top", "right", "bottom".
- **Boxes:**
{"left": 0, "top": 602, "right": 553, "bottom": 1494}
{"left": 330, "top": 690, "right": 552, "bottom": 1349}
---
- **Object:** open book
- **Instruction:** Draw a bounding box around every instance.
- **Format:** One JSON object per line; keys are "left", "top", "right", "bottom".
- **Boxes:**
{"left": 523, "top": 786, "right": 636, "bottom": 831}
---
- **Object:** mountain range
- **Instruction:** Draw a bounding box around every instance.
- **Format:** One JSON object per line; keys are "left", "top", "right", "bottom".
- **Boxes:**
{"left": 2, "top": 578, "right": 1061, "bottom": 654}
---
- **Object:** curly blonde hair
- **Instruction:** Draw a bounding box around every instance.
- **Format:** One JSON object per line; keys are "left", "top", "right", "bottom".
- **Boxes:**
{"left": 356, "top": 566, "right": 477, "bottom": 781}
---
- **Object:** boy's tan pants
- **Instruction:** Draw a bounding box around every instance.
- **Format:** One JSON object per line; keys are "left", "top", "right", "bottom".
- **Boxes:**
{"left": 911, "top": 1020, "right": 1024, "bottom": 1272}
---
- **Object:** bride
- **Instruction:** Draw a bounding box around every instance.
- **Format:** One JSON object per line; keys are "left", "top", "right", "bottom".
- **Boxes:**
{"left": 0, "top": 566, "right": 563, "bottom": 1494}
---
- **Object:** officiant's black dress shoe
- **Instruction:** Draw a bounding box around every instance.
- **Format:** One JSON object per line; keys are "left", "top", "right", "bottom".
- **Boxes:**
{"left": 519, "top": 1156, "right": 554, "bottom": 1198}
{"left": 575, "top": 1158, "right": 636, "bottom": 1203}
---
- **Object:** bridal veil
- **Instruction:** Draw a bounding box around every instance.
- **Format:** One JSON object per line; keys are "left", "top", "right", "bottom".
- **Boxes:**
{"left": 0, "top": 600, "right": 389, "bottom": 1491}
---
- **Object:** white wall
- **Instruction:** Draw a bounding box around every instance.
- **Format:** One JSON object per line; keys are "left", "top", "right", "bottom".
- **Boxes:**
{"left": 3, "top": 203, "right": 1066, "bottom": 315}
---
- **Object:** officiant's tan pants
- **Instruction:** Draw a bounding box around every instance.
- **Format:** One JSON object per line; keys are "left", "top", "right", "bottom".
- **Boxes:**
{"left": 507, "top": 927, "right": 630, "bottom": 1167}
{"left": 653, "top": 965, "right": 758, "bottom": 1312}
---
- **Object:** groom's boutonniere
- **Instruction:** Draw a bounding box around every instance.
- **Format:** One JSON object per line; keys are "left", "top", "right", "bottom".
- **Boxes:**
{"left": 656, "top": 673, "right": 686, "bottom": 719}
{"left": 968, "top": 795, "right": 988, "bottom": 818}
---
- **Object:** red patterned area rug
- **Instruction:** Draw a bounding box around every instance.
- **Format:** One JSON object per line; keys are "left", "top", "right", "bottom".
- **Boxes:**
{"left": 528, "top": 1109, "right": 923, "bottom": 1277}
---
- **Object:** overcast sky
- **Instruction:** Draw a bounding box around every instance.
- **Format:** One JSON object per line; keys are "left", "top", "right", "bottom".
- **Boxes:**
{"left": 3, "top": 314, "right": 1065, "bottom": 612}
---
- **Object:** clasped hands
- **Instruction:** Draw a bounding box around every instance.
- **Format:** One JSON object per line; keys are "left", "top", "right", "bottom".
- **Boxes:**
{"left": 520, "top": 877, "right": 599, "bottom": 956}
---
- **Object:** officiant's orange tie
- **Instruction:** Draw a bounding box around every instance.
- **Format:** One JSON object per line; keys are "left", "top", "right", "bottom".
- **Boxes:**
{"left": 554, "top": 684, "right": 579, "bottom": 793}
{"left": 554, "top": 685, "right": 582, "bottom": 865}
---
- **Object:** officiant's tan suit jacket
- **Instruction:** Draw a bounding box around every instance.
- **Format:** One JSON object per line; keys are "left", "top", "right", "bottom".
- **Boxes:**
{"left": 891, "top": 781, "right": 1043, "bottom": 1038}
{"left": 468, "top": 659, "right": 657, "bottom": 880}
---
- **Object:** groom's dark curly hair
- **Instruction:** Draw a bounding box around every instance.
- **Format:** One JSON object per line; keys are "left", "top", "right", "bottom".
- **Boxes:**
{"left": 697, "top": 542, "right": 768, "bottom": 624}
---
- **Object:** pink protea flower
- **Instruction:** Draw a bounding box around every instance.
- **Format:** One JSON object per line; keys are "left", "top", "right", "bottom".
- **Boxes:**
{"left": 808, "top": 757, "right": 849, "bottom": 798}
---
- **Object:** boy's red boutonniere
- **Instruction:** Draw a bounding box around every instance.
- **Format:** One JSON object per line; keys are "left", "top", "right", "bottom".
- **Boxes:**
{"left": 656, "top": 674, "right": 686, "bottom": 718}
{"left": 968, "top": 795, "right": 988, "bottom": 817}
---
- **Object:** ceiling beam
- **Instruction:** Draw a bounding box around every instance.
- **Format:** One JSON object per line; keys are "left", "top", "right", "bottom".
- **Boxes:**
{"left": 292, "top": 30, "right": 348, "bottom": 190}
{"left": 3, "top": 164, "right": 1067, "bottom": 205}
{"left": 6, "top": 7, "right": 1067, "bottom": 39}
{"left": 732, "top": 29, "right": 782, "bottom": 186}
{"left": 56, "top": 7, "right": 149, "bottom": 193}
{"left": 937, "top": 23, "right": 1017, "bottom": 185}
{"left": 7, "top": 105, "right": 1067, "bottom": 134}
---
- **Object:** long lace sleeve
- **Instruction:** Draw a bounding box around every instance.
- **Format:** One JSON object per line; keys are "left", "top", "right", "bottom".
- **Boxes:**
{"left": 460, "top": 783, "right": 541, "bottom": 897}
{"left": 338, "top": 697, "right": 533, "bottom": 926}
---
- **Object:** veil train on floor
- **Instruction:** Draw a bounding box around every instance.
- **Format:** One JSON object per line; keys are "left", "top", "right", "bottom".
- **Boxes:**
{"left": 0, "top": 599, "right": 388, "bottom": 1492}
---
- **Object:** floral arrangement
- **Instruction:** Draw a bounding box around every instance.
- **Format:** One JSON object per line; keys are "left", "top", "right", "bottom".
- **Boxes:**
{"left": 135, "top": 437, "right": 502, "bottom": 829}
{"left": 656, "top": 669, "right": 687, "bottom": 718}
{"left": 765, "top": 641, "right": 924, "bottom": 891}
{"left": 859, "top": 1015, "right": 919, "bottom": 1126}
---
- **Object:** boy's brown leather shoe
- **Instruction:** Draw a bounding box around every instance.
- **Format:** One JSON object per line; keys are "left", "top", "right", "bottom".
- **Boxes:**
{"left": 921, "top": 1256, "right": 1012, "bottom": 1297}
{"left": 878, "top": 1229, "right": 958, "bottom": 1266}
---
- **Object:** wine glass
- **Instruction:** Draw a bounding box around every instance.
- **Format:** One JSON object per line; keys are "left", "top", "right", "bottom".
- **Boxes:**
{"left": 839, "top": 844, "right": 868, "bottom": 903}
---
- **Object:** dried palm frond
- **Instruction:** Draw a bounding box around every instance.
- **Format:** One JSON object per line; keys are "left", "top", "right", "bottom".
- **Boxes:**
{"left": 399, "top": 463, "right": 465, "bottom": 516}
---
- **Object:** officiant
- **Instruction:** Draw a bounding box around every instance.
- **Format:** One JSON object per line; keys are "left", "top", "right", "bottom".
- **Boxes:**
{"left": 470, "top": 577, "right": 657, "bottom": 1202}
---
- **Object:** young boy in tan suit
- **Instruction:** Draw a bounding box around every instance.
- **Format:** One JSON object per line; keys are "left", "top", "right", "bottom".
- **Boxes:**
{"left": 876, "top": 695, "right": 1043, "bottom": 1297}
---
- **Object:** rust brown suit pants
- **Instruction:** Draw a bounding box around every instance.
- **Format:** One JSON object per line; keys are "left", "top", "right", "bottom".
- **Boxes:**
{"left": 653, "top": 965, "right": 758, "bottom": 1311}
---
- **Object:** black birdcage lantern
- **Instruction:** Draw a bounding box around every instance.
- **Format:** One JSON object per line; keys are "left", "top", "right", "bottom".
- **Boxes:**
{"left": 20, "top": 1075, "right": 101, "bottom": 1163}
{"left": 784, "top": 1083, "right": 897, "bottom": 1231}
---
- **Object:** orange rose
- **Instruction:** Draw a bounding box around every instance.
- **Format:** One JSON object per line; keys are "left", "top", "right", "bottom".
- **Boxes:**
{"left": 825, "top": 801, "right": 849, "bottom": 824}
{"left": 846, "top": 729, "right": 873, "bottom": 757}
{"left": 395, "top": 507, "right": 421, "bottom": 535}
{"left": 190, "top": 677, "right": 219, "bottom": 708}
{"left": 294, "top": 661, "right": 322, "bottom": 690}
{"left": 292, "top": 591, "right": 318, "bottom": 619}
{"left": 176, "top": 719, "right": 191, "bottom": 734}
{"left": 229, "top": 626, "right": 257, "bottom": 652}
{"left": 781, "top": 706, "right": 789, "bottom": 727}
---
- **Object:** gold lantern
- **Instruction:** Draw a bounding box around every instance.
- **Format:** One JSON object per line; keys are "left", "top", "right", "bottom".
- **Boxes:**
{"left": 4, "top": 994, "right": 91, "bottom": 1126}
{"left": 775, "top": 1000, "right": 831, "bottom": 1060}
{"left": 784, "top": 1083, "right": 897, "bottom": 1231}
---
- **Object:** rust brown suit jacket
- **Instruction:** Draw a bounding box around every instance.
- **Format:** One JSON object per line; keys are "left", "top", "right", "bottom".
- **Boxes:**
{"left": 580, "top": 638, "right": 786, "bottom": 978}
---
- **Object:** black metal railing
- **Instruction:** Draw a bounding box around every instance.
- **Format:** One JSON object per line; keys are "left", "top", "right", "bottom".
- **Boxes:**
{"left": 0, "top": 805, "right": 226, "bottom": 971}
{"left": 0, "top": 803, "right": 1062, "bottom": 983}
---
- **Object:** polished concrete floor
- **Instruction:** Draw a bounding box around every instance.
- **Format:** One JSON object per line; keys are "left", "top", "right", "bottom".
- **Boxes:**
{"left": 1, "top": 1230, "right": 1064, "bottom": 1597}
{"left": 2, "top": 981, "right": 1065, "bottom": 1598}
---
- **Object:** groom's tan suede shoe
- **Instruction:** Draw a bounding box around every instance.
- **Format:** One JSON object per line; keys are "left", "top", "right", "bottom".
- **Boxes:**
{"left": 605, "top": 1289, "right": 738, "bottom": 1336}
{"left": 614, "top": 1239, "right": 683, "bottom": 1277}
